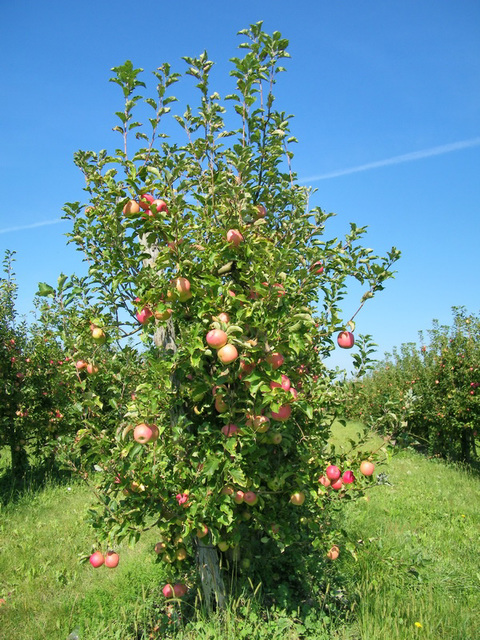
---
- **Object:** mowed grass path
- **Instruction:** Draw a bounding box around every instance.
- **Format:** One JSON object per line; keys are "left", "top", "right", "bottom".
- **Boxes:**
{"left": 0, "top": 427, "right": 479, "bottom": 640}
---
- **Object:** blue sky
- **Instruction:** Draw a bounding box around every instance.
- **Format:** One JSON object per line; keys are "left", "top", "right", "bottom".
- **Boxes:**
{"left": 1, "top": 1, "right": 479, "bottom": 370}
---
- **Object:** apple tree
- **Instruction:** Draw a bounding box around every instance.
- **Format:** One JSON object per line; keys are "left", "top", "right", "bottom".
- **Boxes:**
{"left": 56, "top": 23, "right": 400, "bottom": 605}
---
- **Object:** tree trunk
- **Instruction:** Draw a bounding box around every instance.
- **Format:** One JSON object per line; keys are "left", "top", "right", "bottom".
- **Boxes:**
{"left": 142, "top": 236, "right": 227, "bottom": 608}
{"left": 10, "top": 443, "right": 29, "bottom": 477}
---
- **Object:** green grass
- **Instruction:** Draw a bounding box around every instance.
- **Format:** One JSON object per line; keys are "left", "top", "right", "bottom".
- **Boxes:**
{"left": 0, "top": 434, "right": 479, "bottom": 639}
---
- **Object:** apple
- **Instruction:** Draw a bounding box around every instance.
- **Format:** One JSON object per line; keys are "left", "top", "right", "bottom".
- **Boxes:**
{"left": 218, "top": 541, "right": 230, "bottom": 552}
{"left": 342, "top": 470, "right": 355, "bottom": 484}
{"left": 309, "top": 261, "right": 324, "bottom": 274}
{"left": 217, "top": 312, "right": 230, "bottom": 323}
{"left": 173, "top": 583, "right": 188, "bottom": 597}
{"left": 154, "top": 307, "right": 172, "bottom": 321}
{"left": 360, "top": 460, "right": 375, "bottom": 476}
{"left": 139, "top": 193, "right": 154, "bottom": 210}
{"left": 271, "top": 404, "right": 292, "bottom": 422}
{"left": 266, "top": 352, "right": 284, "bottom": 369}
{"left": 318, "top": 475, "right": 331, "bottom": 487}
{"left": 91, "top": 327, "right": 106, "bottom": 344}
{"left": 239, "top": 359, "right": 255, "bottom": 374}
{"left": 162, "top": 583, "right": 174, "bottom": 598}
{"left": 215, "top": 395, "right": 228, "bottom": 413}
{"left": 206, "top": 329, "right": 228, "bottom": 349}
{"left": 149, "top": 199, "right": 169, "bottom": 215}
{"left": 270, "top": 523, "right": 280, "bottom": 535}
{"left": 271, "top": 432, "right": 283, "bottom": 444}
{"left": 133, "top": 423, "right": 158, "bottom": 444}
{"left": 221, "top": 485, "right": 234, "bottom": 496}
{"left": 290, "top": 491, "right": 305, "bottom": 506}
{"left": 327, "top": 545, "right": 340, "bottom": 560}
{"left": 289, "top": 387, "right": 299, "bottom": 401}
{"left": 270, "top": 374, "right": 291, "bottom": 392}
{"left": 331, "top": 478, "right": 343, "bottom": 491}
{"left": 256, "top": 204, "right": 267, "bottom": 218}
{"left": 175, "top": 548, "right": 187, "bottom": 561}
{"left": 86, "top": 363, "right": 99, "bottom": 375}
{"left": 326, "top": 465, "right": 341, "bottom": 481}
{"left": 233, "top": 490, "right": 245, "bottom": 504}
{"left": 337, "top": 331, "right": 355, "bottom": 349}
{"left": 154, "top": 541, "right": 167, "bottom": 554}
{"left": 226, "top": 229, "right": 244, "bottom": 247}
{"left": 217, "top": 343, "right": 238, "bottom": 364}
{"left": 173, "top": 277, "right": 191, "bottom": 299}
{"left": 89, "top": 551, "right": 104, "bottom": 568}
{"left": 196, "top": 524, "right": 209, "bottom": 538}
{"left": 241, "top": 558, "right": 251, "bottom": 569}
{"left": 253, "top": 415, "right": 270, "bottom": 433}
{"left": 243, "top": 491, "right": 258, "bottom": 505}
{"left": 75, "top": 360, "right": 88, "bottom": 370}
{"left": 123, "top": 199, "right": 140, "bottom": 215}
{"left": 221, "top": 423, "right": 239, "bottom": 437}
{"left": 104, "top": 551, "right": 120, "bottom": 568}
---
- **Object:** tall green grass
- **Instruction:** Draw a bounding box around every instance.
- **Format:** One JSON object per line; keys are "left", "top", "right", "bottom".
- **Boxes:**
{"left": 1, "top": 432, "right": 479, "bottom": 639}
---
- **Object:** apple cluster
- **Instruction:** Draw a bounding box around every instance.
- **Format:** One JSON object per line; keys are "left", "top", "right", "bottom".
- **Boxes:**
{"left": 318, "top": 460, "right": 375, "bottom": 491}
{"left": 89, "top": 550, "right": 120, "bottom": 568}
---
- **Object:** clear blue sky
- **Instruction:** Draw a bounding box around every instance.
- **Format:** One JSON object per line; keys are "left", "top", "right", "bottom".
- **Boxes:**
{"left": 1, "top": 1, "right": 479, "bottom": 370}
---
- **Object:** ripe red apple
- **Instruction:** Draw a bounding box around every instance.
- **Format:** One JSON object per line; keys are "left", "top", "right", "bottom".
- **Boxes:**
{"left": 342, "top": 470, "right": 355, "bottom": 484}
{"left": 104, "top": 551, "right": 120, "bottom": 568}
{"left": 217, "top": 343, "right": 238, "bottom": 364}
{"left": 266, "top": 352, "right": 284, "bottom": 370}
{"left": 75, "top": 360, "right": 88, "bottom": 370}
{"left": 173, "top": 583, "right": 188, "bottom": 597}
{"left": 290, "top": 491, "right": 305, "bottom": 506}
{"left": 253, "top": 415, "right": 270, "bottom": 433}
{"left": 360, "top": 460, "right": 375, "bottom": 476}
{"left": 123, "top": 199, "right": 141, "bottom": 215}
{"left": 244, "top": 491, "right": 258, "bottom": 505}
{"left": 133, "top": 423, "right": 158, "bottom": 444}
{"left": 326, "top": 465, "right": 341, "bottom": 481}
{"left": 221, "top": 423, "right": 239, "bottom": 437}
{"left": 331, "top": 478, "right": 343, "bottom": 491}
{"left": 89, "top": 551, "right": 104, "bottom": 568}
{"left": 337, "top": 331, "right": 355, "bottom": 349}
{"left": 196, "top": 524, "right": 209, "bottom": 538}
{"left": 149, "top": 199, "right": 169, "bottom": 215}
{"left": 289, "top": 387, "right": 299, "bottom": 401}
{"left": 271, "top": 404, "right": 292, "bottom": 422}
{"left": 173, "top": 276, "right": 191, "bottom": 298}
{"left": 139, "top": 193, "right": 154, "bottom": 210}
{"left": 233, "top": 490, "right": 245, "bottom": 504}
{"left": 327, "top": 545, "right": 340, "bottom": 560}
{"left": 217, "top": 312, "right": 230, "bottom": 323}
{"left": 162, "top": 583, "right": 174, "bottom": 598}
{"left": 270, "top": 374, "right": 291, "bottom": 392}
{"left": 206, "top": 329, "right": 228, "bottom": 349}
{"left": 309, "top": 261, "right": 324, "bottom": 274}
{"left": 318, "top": 475, "right": 331, "bottom": 487}
{"left": 239, "top": 359, "right": 256, "bottom": 374}
{"left": 86, "top": 363, "right": 99, "bottom": 375}
{"left": 154, "top": 541, "right": 167, "bottom": 554}
{"left": 227, "top": 229, "right": 244, "bottom": 247}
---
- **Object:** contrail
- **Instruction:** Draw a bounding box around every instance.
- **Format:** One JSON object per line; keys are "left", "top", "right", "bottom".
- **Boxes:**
{"left": 301, "top": 136, "right": 480, "bottom": 182}
{"left": 0, "top": 218, "right": 65, "bottom": 235}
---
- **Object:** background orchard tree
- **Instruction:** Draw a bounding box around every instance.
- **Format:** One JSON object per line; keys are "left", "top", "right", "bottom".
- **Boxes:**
{"left": 55, "top": 23, "right": 400, "bottom": 606}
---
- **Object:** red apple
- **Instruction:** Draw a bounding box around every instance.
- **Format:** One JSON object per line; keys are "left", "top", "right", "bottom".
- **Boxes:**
{"left": 133, "top": 423, "right": 158, "bottom": 444}
{"left": 173, "top": 277, "right": 191, "bottom": 298}
{"left": 196, "top": 524, "right": 209, "bottom": 538}
{"left": 342, "top": 470, "right": 355, "bottom": 484}
{"left": 217, "top": 312, "right": 230, "bottom": 323}
{"left": 89, "top": 551, "right": 104, "bottom": 568}
{"left": 253, "top": 415, "right": 270, "bottom": 433}
{"left": 337, "top": 331, "right": 355, "bottom": 349}
{"left": 173, "top": 583, "right": 188, "bottom": 597}
{"left": 217, "top": 343, "right": 238, "bottom": 364}
{"left": 270, "top": 374, "right": 291, "bottom": 392}
{"left": 154, "top": 541, "right": 167, "bottom": 554}
{"left": 206, "top": 329, "right": 228, "bottom": 349}
{"left": 266, "top": 352, "right": 284, "bottom": 369}
{"left": 331, "top": 478, "right": 343, "bottom": 491}
{"left": 86, "top": 363, "right": 99, "bottom": 375}
{"left": 221, "top": 423, "right": 239, "bottom": 437}
{"left": 162, "top": 583, "right": 174, "bottom": 598}
{"left": 123, "top": 200, "right": 140, "bottom": 215}
{"left": 360, "top": 460, "right": 375, "bottom": 476}
{"left": 290, "top": 491, "right": 305, "bottom": 506}
{"left": 233, "top": 490, "right": 245, "bottom": 504}
{"left": 326, "top": 465, "right": 341, "bottom": 481}
{"left": 244, "top": 491, "right": 258, "bottom": 505}
{"left": 104, "top": 551, "right": 119, "bottom": 568}
{"left": 240, "top": 359, "right": 256, "bottom": 374}
{"left": 139, "top": 193, "right": 154, "bottom": 210}
{"left": 215, "top": 395, "right": 228, "bottom": 413}
{"left": 149, "top": 199, "right": 169, "bottom": 215}
{"left": 75, "top": 360, "right": 88, "bottom": 370}
{"left": 227, "top": 229, "right": 244, "bottom": 247}
{"left": 309, "top": 261, "right": 324, "bottom": 274}
{"left": 271, "top": 404, "right": 292, "bottom": 422}
{"left": 318, "top": 475, "right": 331, "bottom": 487}
{"left": 327, "top": 545, "right": 340, "bottom": 560}
{"left": 289, "top": 387, "right": 299, "bottom": 401}
{"left": 256, "top": 204, "right": 267, "bottom": 218}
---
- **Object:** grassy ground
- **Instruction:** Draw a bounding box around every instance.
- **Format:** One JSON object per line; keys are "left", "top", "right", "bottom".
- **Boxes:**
{"left": 0, "top": 429, "right": 479, "bottom": 639}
